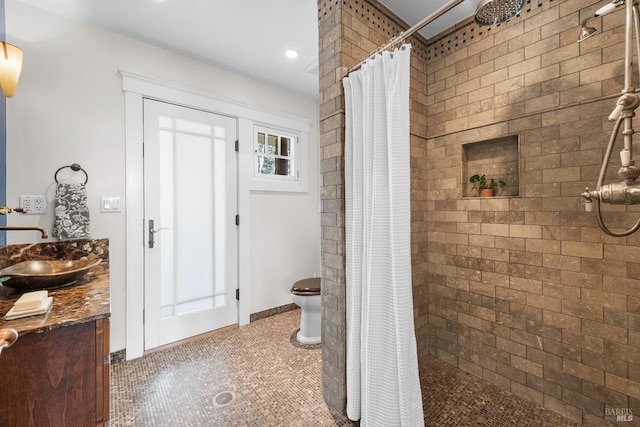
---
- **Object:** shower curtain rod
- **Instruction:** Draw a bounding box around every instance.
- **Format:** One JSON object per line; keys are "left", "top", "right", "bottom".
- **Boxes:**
{"left": 348, "top": 0, "right": 466, "bottom": 74}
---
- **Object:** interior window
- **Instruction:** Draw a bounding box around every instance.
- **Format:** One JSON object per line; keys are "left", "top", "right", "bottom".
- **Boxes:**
{"left": 255, "top": 127, "right": 297, "bottom": 180}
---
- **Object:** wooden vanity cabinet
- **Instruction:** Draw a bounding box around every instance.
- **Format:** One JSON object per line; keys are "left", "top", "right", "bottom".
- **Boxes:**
{"left": 0, "top": 318, "right": 110, "bottom": 427}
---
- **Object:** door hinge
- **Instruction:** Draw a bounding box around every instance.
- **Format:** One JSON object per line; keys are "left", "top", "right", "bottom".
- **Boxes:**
{"left": 236, "top": 289, "right": 240, "bottom": 300}
{"left": 235, "top": 214, "right": 240, "bottom": 226}
{"left": 235, "top": 140, "right": 239, "bottom": 152}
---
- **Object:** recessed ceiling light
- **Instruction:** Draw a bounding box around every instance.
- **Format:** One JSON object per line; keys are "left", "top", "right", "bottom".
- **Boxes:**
{"left": 285, "top": 49, "right": 299, "bottom": 59}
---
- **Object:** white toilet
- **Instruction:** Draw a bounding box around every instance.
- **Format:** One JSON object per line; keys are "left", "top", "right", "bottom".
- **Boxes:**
{"left": 290, "top": 277, "right": 322, "bottom": 344}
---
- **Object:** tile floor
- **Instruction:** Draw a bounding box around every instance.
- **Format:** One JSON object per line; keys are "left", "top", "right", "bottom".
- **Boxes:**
{"left": 111, "top": 309, "right": 578, "bottom": 426}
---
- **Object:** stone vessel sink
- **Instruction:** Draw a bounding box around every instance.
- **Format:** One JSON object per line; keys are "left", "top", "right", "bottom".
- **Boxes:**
{"left": 0, "top": 257, "right": 102, "bottom": 291}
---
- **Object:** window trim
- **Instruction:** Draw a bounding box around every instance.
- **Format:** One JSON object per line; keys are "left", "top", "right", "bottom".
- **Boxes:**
{"left": 249, "top": 122, "right": 308, "bottom": 193}
{"left": 254, "top": 125, "right": 298, "bottom": 182}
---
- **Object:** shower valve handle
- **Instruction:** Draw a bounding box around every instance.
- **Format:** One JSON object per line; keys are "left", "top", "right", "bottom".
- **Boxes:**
{"left": 609, "top": 93, "right": 640, "bottom": 121}
{"left": 609, "top": 103, "right": 626, "bottom": 121}
{"left": 583, "top": 182, "right": 640, "bottom": 205}
{"left": 582, "top": 188, "right": 596, "bottom": 212}
{"left": 584, "top": 199, "right": 593, "bottom": 212}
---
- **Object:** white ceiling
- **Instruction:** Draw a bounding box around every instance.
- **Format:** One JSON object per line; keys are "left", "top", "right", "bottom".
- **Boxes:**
{"left": 16, "top": 0, "right": 477, "bottom": 98}
{"left": 380, "top": 0, "right": 477, "bottom": 39}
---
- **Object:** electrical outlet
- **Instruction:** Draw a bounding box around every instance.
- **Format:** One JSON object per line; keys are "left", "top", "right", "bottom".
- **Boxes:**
{"left": 19, "top": 195, "right": 47, "bottom": 215}
{"left": 33, "top": 196, "right": 46, "bottom": 214}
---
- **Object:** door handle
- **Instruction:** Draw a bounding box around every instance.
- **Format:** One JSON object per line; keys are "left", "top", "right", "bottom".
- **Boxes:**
{"left": 148, "top": 219, "right": 169, "bottom": 248}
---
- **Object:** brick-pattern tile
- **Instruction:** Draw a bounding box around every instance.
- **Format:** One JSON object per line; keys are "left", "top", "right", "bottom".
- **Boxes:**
{"left": 318, "top": 0, "right": 347, "bottom": 413}
{"left": 319, "top": 0, "right": 433, "bottom": 414}
{"left": 422, "top": 0, "right": 640, "bottom": 424}
{"left": 319, "top": 0, "right": 640, "bottom": 424}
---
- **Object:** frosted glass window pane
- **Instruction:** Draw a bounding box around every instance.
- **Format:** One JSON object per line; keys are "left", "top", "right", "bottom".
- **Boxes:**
{"left": 267, "top": 134, "right": 277, "bottom": 154}
{"left": 176, "top": 119, "right": 212, "bottom": 136}
{"left": 160, "top": 305, "right": 174, "bottom": 319}
{"left": 176, "top": 297, "right": 213, "bottom": 315}
{"left": 214, "top": 294, "right": 226, "bottom": 307}
{"left": 174, "top": 133, "right": 214, "bottom": 302}
{"left": 159, "top": 116, "right": 173, "bottom": 129}
{"left": 159, "top": 130, "right": 175, "bottom": 308}
{"left": 257, "top": 156, "right": 274, "bottom": 175}
{"left": 214, "top": 138, "right": 226, "bottom": 295}
{"left": 213, "top": 125, "right": 225, "bottom": 139}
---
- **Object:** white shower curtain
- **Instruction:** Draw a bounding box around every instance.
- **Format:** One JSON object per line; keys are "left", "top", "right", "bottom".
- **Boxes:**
{"left": 343, "top": 44, "right": 424, "bottom": 426}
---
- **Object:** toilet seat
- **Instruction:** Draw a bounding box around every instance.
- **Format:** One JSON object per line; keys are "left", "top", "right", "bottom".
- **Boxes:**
{"left": 290, "top": 277, "right": 321, "bottom": 296}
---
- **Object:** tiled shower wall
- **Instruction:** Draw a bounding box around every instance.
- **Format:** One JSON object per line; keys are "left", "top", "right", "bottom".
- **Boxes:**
{"left": 318, "top": 0, "right": 431, "bottom": 412}
{"left": 425, "top": 0, "right": 640, "bottom": 424}
{"left": 319, "top": 0, "right": 640, "bottom": 424}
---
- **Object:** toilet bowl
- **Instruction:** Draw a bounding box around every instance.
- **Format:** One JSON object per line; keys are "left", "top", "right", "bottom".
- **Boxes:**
{"left": 290, "top": 277, "right": 321, "bottom": 344}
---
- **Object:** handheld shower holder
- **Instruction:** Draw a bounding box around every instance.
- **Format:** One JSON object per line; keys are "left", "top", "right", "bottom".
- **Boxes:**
{"left": 580, "top": 0, "right": 640, "bottom": 236}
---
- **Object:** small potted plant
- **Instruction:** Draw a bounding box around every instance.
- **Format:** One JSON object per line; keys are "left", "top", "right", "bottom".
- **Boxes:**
{"left": 470, "top": 174, "right": 506, "bottom": 197}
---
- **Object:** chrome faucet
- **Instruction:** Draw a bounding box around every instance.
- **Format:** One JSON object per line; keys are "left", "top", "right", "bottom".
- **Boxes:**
{"left": 0, "top": 226, "right": 48, "bottom": 239}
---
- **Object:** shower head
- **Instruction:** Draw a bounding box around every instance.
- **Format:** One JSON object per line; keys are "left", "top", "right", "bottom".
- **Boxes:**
{"left": 578, "top": 18, "right": 599, "bottom": 42}
{"left": 474, "top": 0, "right": 525, "bottom": 26}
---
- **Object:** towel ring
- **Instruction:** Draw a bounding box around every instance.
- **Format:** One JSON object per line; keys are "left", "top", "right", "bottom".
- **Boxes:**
{"left": 54, "top": 163, "right": 89, "bottom": 185}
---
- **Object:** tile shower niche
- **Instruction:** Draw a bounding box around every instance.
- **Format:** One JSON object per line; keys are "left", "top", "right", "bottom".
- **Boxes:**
{"left": 462, "top": 135, "right": 519, "bottom": 198}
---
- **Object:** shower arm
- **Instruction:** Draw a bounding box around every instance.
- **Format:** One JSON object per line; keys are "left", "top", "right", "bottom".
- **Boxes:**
{"left": 582, "top": 0, "right": 640, "bottom": 236}
{"left": 347, "top": 0, "right": 525, "bottom": 74}
{"left": 347, "top": 0, "right": 465, "bottom": 74}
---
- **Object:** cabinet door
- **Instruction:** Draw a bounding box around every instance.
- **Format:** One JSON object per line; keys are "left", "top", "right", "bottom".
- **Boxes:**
{"left": 96, "top": 318, "right": 110, "bottom": 425}
{"left": 0, "top": 321, "right": 109, "bottom": 427}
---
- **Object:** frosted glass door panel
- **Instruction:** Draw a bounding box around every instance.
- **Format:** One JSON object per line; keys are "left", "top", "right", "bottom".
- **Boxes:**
{"left": 158, "top": 129, "right": 175, "bottom": 315}
{"left": 174, "top": 132, "right": 214, "bottom": 306}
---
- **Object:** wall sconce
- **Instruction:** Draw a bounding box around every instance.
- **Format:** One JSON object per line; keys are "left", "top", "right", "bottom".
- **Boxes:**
{"left": 0, "top": 42, "right": 23, "bottom": 98}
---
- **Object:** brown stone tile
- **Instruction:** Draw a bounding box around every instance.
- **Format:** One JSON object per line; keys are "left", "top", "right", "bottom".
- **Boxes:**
{"left": 420, "top": 356, "right": 578, "bottom": 427}
{"left": 111, "top": 310, "right": 353, "bottom": 426}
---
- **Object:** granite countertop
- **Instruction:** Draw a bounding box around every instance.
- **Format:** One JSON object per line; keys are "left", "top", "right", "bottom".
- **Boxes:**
{"left": 0, "top": 239, "right": 110, "bottom": 335}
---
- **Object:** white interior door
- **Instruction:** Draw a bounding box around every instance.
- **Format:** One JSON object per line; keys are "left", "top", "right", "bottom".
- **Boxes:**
{"left": 143, "top": 99, "right": 238, "bottom": 350}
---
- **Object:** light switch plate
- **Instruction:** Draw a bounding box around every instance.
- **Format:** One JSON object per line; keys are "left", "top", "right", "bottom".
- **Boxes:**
{"left": 100, "top": 196, "right": 122, "bottom": 213}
